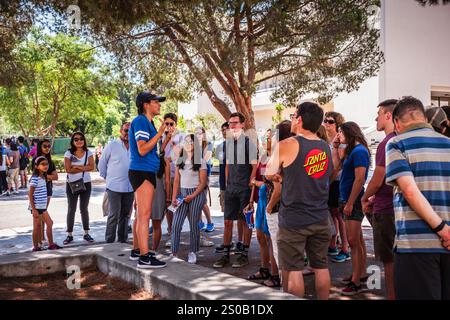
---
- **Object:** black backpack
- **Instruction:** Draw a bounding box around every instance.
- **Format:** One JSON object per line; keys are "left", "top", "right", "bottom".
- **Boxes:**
{"left": 19, "top": 149, "right": 29, "bottom": 170}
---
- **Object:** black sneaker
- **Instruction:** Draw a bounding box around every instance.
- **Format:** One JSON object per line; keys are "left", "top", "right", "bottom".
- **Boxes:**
{"left": 215, "top": 242, "right": 234, "bottom": 253}
{"left": 129, "top": 248, "right": 140, "bottom": 261}
{"left": 63, "top": 235, "right": 74, "bottom": 245}
{"left": 233, "top": 241, "right": 244, "bottom": 254}
{"left": 83, "top": 234, "right": 95, "bottom": 243}
{"left": 232, "top": 254, "right": 249, "bottom": 268}
{"left": 340, "top": 275, "right": 369, "bottom": 286}
{"left": 213, "top": 255, "right": 230, "bottom": 268}
{"left": 341, "top": 281, "right": 362, "bottom": 296}
{"left": 137, "top": 252, "right": 167, "bottom": 269}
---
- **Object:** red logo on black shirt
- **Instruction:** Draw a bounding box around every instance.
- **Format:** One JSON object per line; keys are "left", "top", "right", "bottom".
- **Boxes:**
{"left": 304, "top": 149, "right": 329, "bottom": 179}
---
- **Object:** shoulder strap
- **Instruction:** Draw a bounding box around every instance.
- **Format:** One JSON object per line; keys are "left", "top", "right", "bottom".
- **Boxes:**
{"left": 81, "top": 151, "right": 88, "bottom": 179}
{"left": 245, "top": 136, "right": 249, "bottom": 165}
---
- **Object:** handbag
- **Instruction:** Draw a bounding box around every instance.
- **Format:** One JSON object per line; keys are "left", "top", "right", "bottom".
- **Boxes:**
{"left": 67, "top": 151, "right": 88, "bottom": 195}
{"left": 102, "top": 191, "right": 109, "bottom": 217}
{"left": 157, "top": 140, "right": 166, "bottom": 179}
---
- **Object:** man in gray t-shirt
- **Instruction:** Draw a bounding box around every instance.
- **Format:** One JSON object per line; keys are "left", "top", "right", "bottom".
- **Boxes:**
{"left": 266, "top": 102, "right": 334, "bottom": 300}
{"left": 213, "top": 112, "right": 257, "bottom": 269}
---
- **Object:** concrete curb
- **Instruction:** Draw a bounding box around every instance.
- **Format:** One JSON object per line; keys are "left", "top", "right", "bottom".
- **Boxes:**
{"left": 0, "top": 243, "right": 299, "bottom": 300}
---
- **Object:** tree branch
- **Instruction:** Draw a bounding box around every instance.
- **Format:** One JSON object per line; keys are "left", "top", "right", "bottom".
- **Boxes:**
{"left": 162, "top": 26, "right": 231, "bottom": 119}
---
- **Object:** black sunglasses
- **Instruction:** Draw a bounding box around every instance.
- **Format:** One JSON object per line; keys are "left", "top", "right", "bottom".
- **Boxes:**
{"left": 42, "top": 144, "right": 51, "bottom": 149}
{"left": 74, "top": 138, "right": 85, "bottom": 142}
{"left": 323, "top": 119, "right": 336, "bottom": 124}
{"left": 165, "top": 122, "right": 175, "bottom": 127}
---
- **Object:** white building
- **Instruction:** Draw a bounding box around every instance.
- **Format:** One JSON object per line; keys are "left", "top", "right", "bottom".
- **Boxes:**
{"left": 179, "top": 0, "right": 450, "bottom": 138}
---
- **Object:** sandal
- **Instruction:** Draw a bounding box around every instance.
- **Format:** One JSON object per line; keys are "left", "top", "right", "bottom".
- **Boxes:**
{"left": 263, "top": 274, "right": 281, "bottom": 288}
{"left": 247, "top": 267, "right": 270, "bottom": 280}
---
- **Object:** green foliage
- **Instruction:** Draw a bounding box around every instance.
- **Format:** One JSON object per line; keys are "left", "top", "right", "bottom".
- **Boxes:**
{"left": 0, "top": 29, "right": 119, "bottom": 143}
{"left": 271, "top": 103, "right": 285, "bottom": 128}
{"left": 177, "top": 115, "right": 187, "bottom": 132}
{"left": 3, "top": 1, "right": 383, "bottom": 129}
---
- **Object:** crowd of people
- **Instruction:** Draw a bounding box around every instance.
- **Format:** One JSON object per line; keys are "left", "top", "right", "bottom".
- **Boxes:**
{"left": 1, "top": 91, "right": 449, "bottom": 300}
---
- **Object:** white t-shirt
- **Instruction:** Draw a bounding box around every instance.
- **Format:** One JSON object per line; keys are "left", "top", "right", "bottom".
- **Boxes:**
{"left": 64, "top": 150, "right": 93, "bottom": 183}
{"left": 165, "top": 132, "right": 185, "bottom": 178}
{"left": 179, "top": 159, "right": 207, "bottom": 189}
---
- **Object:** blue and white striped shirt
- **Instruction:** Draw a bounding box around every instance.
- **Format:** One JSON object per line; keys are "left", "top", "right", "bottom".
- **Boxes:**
{"left": 386, "top": 123, "right": 450, "bottom": 253}
{"left": 29, "top": 176, "right": 48, "bottom": 210}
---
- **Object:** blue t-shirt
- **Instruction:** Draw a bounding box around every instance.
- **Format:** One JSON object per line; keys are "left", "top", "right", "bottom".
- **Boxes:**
{"left": 339, "top": 144, "right": 370, "bottom": 202}
{"left": 18, "top": 145, "right": 28, "bottom": 157}
{"left": 129, "top": 114, "right": 160, "bottom": 172}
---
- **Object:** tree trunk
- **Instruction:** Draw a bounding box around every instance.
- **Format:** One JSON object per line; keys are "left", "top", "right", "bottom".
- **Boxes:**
{"left": 233, "top": 95, "right": 255, "bottom": 130}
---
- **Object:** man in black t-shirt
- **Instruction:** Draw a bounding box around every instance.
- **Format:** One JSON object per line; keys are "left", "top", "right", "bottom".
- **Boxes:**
{"left": 213, "top": 113, "right": 257, "bottom": 269}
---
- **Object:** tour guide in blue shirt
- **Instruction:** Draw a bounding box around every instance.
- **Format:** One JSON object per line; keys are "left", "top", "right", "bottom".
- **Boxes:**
{"left": 128, "top": 91, "right": 168, "bottom": 269}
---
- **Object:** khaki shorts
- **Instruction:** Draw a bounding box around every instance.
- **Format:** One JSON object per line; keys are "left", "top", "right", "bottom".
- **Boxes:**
{"left": 278, "top": 219, "right": 331, "bottom": 271}
{"left": 372, "top": 213, "right": 395, "bottom": 263}
{"left": 7, "top": 168, "right": 19, "bottom": 185}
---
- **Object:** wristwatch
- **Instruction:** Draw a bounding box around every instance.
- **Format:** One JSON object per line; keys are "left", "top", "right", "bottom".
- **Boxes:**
{"left": 432, "top": 220, "right": 446, "bottom": 233}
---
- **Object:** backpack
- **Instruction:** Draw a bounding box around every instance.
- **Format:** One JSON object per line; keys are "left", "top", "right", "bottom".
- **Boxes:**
{"left": 19, "top": 146, "right": 29, "bottom": 170}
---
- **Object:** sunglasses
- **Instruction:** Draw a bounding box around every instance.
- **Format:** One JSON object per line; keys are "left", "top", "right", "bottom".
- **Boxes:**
{"left": 42, "top": 144, "right": 51, "bottom": 149}
{"left": 228, "top": 121, "right": 240, "bottom": 125}
{"left": 323, "top": 119, "right": 336, "bottom": 124}
{"left": 165, "top": 122, "right": 175, "bottom": 127}
{"left": 74, "top": 138, "right": 85, "bottom": 142}
{"left": 289, "top": 114, "right": 296, "bottom": 120}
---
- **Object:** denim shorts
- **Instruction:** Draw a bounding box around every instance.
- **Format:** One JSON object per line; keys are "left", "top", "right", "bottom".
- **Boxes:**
{"left": 339, "top": 199, "right": 364, "bottom": 222}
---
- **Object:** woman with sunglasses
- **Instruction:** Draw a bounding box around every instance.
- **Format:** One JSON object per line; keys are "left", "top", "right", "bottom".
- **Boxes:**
{"left": 31, "top": 139, "right": 58, "bottom": 249}
{"left": 323, "top": 112, "right": 350, "bottom": 263}
{"left": 63, "top": 132, "right": 95, "bottom": 245}
{"left": 333, "top": 122, "right": 370, "bottom": 296}
{"left": 148, "top": 121, "right": 173, "bottom": 253}
{"left": 171, "top": 134, "right": 208, "bottom": 264}
{"left": 194, "top": 127, "right": 215, "bottom": 233}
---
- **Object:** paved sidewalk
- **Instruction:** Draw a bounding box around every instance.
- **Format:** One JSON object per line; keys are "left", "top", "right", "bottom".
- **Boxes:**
{"left": 0, "top": 172, "right": 385, "bottom": 300}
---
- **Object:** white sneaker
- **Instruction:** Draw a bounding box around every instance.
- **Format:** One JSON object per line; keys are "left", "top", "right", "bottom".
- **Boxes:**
{"left": 188, "top": 252, "right": 197, "bottom": 264}
{"left": 13, "top": 190, "right": 19, "bottom": 194}
{"left": 165, "top": 239, "right": 172, "bottom": 248}
{"left": 200, "top": 237, "right": 214, "bottom": 247}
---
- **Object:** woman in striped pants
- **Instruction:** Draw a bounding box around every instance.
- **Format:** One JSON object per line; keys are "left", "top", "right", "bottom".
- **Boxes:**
{"left": 171, "top": 134, "right": 207, "bottom": 264}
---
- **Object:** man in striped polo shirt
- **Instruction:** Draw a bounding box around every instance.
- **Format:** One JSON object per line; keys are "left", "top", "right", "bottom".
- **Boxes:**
{"left": 385, "top": 96, "right": 450, "bottom": 300}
